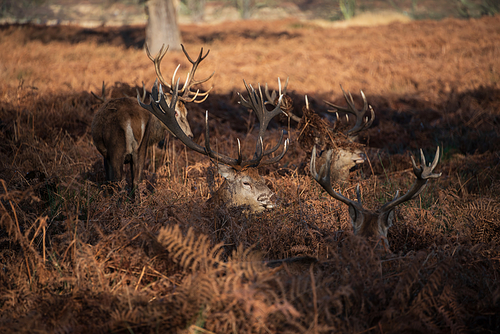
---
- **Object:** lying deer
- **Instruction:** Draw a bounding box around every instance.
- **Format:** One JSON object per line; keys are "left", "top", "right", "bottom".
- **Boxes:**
{"left": 139, "top": 48, "right": 288, "bottom": 212}
{"left": 266, "top": 80, "right": 374, "bottom": 181}
{"left": 91, "top": 45, "right": 213, "bottom": 191}
{"left": 311, "top": 146, "right": 441, "bottom": 249}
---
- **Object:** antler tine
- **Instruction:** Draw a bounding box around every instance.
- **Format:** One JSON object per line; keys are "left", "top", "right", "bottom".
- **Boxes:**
{"left": 145, "top": 43, "right": 172, "bottom": 91}
{"left": 139, "top": 80, "right": 241, "bottom": 167}
{"left": 179, "top": 44, "right": 215, "bottom": 103}
{"left": 241, "top": 80, "right": 284, "bottom": 140}
{"left": 91, "top": 81, "right": 106, "bottom": 103}
{"left": 325, "top": 85, "right": 375, "bottom": 136}
{"left": 264, "top": 77, "right": 289, "bottom": 104}
{"left": 257, "top": 138, "right": 289, "bottom": 167}
{"left": 135, "top": 81, "right": 148, "bottom": 104}
{"left": 310, "top": 146, "right": 362, "bottom": 208}
{"left": 238, "top": 79, "right": 289, "bottom": 167}
{"left": 264, "top": 82, "right": 278, "bottom": 105}
{"left": 281, "top": 77, "right": 289, "bottom": 96}
{"left": 381, "top": 146, "right": 441, "bottom": 212}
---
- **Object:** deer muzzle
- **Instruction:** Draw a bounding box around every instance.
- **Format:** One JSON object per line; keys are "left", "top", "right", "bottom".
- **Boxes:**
{"left": 352, "top": 151, "right": 366, "bottom": 165}
{"left": 258, "top": 193, "right": 276, "bottom": 210}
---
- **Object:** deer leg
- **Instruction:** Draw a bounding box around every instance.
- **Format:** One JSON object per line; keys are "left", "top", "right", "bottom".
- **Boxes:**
{"left": 108, "top": 153, "right": 124, "bottom": 183}
{"left": 130, "top": 153, "right": 145, "bottom": 195}
{"left": 131, "top": 119, "right": 152, "bottom": 195}
{"left": 104, "top": 158, "right": 114, "bottom": 182}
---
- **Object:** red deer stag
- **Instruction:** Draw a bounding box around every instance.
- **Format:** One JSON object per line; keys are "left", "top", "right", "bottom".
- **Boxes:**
{"left": 139, "top": 70, "right": 288, "bottom": 213}
{"left": 311, "top": 146, "right": 441, "bottom": 249}
{"left": 91, "top": 44, "right": 213, "bottom": 191}
{"left": 324, "top": 86, "right": 375, "bottom": 176}
{"left": 266, "top": 81, "right": 374, "bottom": 181}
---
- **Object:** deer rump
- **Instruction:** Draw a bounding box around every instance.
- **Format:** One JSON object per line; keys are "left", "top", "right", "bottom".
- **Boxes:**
{"left": 91, "top": 98, "right": 156, "bottom": 187}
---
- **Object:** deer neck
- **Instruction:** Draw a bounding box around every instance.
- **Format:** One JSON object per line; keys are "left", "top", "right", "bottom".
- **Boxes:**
{"left": 351, "top": 209, "right": 393, "bottom": 250}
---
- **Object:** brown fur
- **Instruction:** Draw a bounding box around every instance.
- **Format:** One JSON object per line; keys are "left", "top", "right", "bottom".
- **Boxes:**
{"left": 349, "top": 207, "right": 395, "bottom": 249}
{"left": 91, "top": 96, "right": 192, "bottom": 190}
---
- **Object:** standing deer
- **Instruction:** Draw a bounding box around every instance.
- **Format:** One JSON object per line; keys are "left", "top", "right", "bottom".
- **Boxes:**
{"left": 311, "top": 146, "right": 441, "bottom": 249}
{"left": 91, "top": 44, "right": 213, "bottom": 191}
{"left": 139, "top": 48, "right": 288, "bottom": 212}
{"left": 265, "top": 80, "right": 374, "bottom": 181}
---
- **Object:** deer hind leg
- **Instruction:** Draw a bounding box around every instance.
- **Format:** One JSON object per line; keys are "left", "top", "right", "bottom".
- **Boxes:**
{"left": 103, "top": 153, "right": 124, "bottom": 183}
{"left": 104, "top": 158, "right": 114, "bottom": 182}
{"left": 130, "top": 152, "right": 145, "bottom": 195}
{"left": 101, "top": 153, "right": 125, "bottom": 195}
{"left": 130, "top": 119, "right": 152, "bottom": 195}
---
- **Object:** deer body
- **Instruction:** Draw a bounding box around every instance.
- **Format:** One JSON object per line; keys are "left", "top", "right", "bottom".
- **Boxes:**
{"left": 91, "top": 44, "right": 212, "bottom": 192}
{"left": 91, "top": 96, "right": 192, "bottom": 190}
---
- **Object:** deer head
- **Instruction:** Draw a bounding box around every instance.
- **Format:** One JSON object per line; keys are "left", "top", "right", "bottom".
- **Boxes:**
{"left": 265, "top": 81, "right": 374, "bottom": 182}
{"left": 91, "top": 45, "right": 213, "bottom": 192}
{"left": 145, "top": 43, "right": 215, "bottom": 138}
{"left": 139, "top": 75, "right": 288, "bottom": 213}
{"left": 311, "top": 146, "right": 441, "bottom": 249}
{"left": 322, "top": 86, "right": 375, "bottom": 181}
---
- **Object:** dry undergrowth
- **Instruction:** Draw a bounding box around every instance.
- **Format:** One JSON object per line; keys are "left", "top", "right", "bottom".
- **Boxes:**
{"left": 1, "top": 15, "right": 500, "bottom": 333}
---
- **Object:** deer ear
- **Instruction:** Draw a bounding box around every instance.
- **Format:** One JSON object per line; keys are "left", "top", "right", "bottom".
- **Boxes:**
{"left": 217, "top": 164, "right": 236, "bottom": 181}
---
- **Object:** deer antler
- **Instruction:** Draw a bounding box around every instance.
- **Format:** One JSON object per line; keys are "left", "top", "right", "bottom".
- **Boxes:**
{"left": 380, "top": 147, "right": 442, "bottom": 212}
{"left": 238, "top": 80, "right": 289, "bottom": 164}
{"left": 310, "top": 146, "right": 363, "bottom": 210}
{"left": 135, "top": 81, "right": 148, "bottom": 104}
{"left": 264, "top": 77, "right": 299, "bottom": 122}
{"left": 145, "top": 43, "right": 214, "bottom": 104}
{"left": 139, "top": 80, "right": 288, "bottom": 170}
{"left": 310, "top": 145, "right": 441, "bottom": 248}
{"left": 311, "top": 146, "right": 441, "bottom": 211}
{"left": 178, "top": 44, "right": 214, "bottom": 103}
{"left": 91, "top": 81, "right": 107, "bottom": 103}
{"left": 325, "top": 85, "right": 375, "bottom": 137}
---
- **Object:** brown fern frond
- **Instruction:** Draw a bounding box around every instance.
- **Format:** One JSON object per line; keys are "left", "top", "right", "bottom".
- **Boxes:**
{"left": 460, "top": 199, "right": 500, "bottom": 243}
{"left": 436, "top": 285, "right": 467, "bottom": 333}
{"left": 409, "top": 259, "right": 451, "bottom": 332}
{"left": 157, "top": 225, "right": 225, "bottom": 272}
{"left": 387, "top": 251, "right": 427, "bottom": 312}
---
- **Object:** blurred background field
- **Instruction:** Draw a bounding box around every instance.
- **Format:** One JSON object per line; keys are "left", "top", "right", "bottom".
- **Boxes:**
{"left": 1, "top": 0, "right": 498, "bottom": 26}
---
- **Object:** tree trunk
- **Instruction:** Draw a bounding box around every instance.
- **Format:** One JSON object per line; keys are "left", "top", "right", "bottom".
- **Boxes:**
{"left": 145, "top": 0, "right": 182, "bottom": 54}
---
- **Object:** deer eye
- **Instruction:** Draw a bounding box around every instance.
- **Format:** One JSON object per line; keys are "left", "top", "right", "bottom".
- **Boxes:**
{"left": 174, "top": 111, "right": 179, "bottom": 117}
{"left": 242, "top": 181, "right": 252, "bottom": 188}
